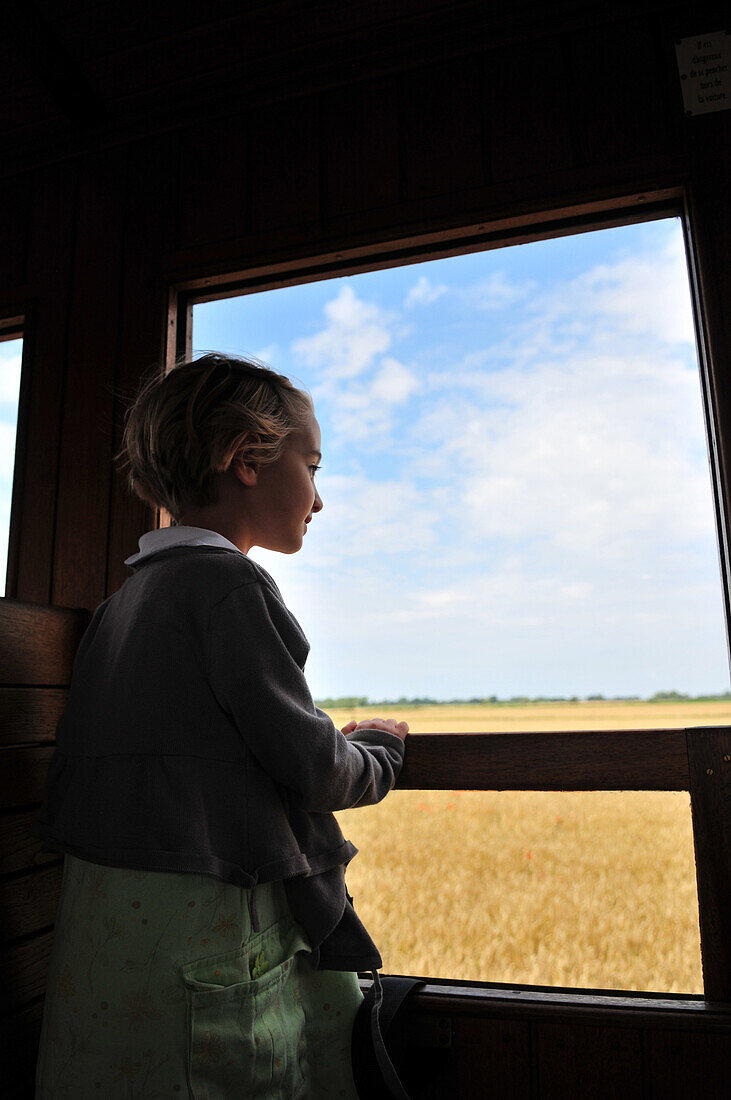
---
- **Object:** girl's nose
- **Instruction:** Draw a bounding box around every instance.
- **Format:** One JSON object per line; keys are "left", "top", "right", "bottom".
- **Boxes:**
{"left": 312, "top": 490, "right": 323, "bottom": 513}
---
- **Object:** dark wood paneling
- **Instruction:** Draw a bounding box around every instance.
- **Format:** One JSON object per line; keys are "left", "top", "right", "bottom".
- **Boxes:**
{"left": 484, "top": 35, "right": 574, "bottom": 183}
{"left": 109, "top": 131, "right": 179, "bottom": 595}
{"left": 0, "top": 80, "right": 63, "bottom": 137}
{"left": 535, "top": 1020, "right": 644, "bottom": 1098}
{"left": 320, "top": 76, "right": 400, "bottom": 220}
{"left": 0, "top": 174, "right": 31, "bottom": 292}
{"left": 176, "top": 113, "right": 249, "bottom": 249}
{"left": 0, "top": 811, "right": 60, "bottom": 876}
{"left": 49, "top": 0, "right": 458, "bottom": 65}
{"left": 0, "top": 747, "right": 55, "bottom": 810}
{"left": 0, "top": 687, "right": 67, "bottom": 747}
{"left": 396, "top": 728, "right": 691, "bottom": 791}
{"left": 687, "top": 727, "right": 731, "bottom": 1001}
{"left": 0, "top": 37, "right": 34, "bottom": 94}
{"left": 399, "top": 54, "right": 487, "bottom": 202}
{"left": 0, "top": 930, "right": 54, "bottom": 1011}
{"left": 163, "top": 167, "right": 685, "bottom": 300}
{"left": 365, "top": 980, "right": 731, "bottom": 1097}
{"left": 52, "top": 146, "right": 128, "bottom": 611}
{"left": 1, "top": 1, "right": 716, "bottom": 182}
{"left": 34, "top": 0, "right": 113, "bottom": 19}
{"left": 65, "top": 1, "right": 492, "bottom": 102}
{"left": 567, "top": 16, "right": 671, "bottom": 167}
{"left": 448, "top": 1015, "right": 532, "bottom": 1098}
{"left": 10, "top": 159, "right": 79, "bottom": 606}
{"left": 0, "top": 601, "right": 90, "bottom": 685}
{"left": 48, "top": 0, "right": 268, "bottom": 59}
{"left": 0, "top": 998, "right": 44, "bottom": 1098}
{"left": 5, "top": 0, "right": 106, "bottom": 133}
{"left": 0, "top": 598, "right": 76, "bottom": 1096}
{"left": 387, "top": 1011, "right": 533, "bottom": 1098}
{"left": 0, "top": 862, "right": 63, "bottom": 943}
{"left": 647, "top": 1029, "right": 731, "bottom": 1098}
{"left": 248, "top": 97, "right": 320, "bottom": 234}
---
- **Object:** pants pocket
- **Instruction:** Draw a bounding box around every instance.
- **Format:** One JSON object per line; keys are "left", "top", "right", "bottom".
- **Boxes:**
{"left": 181, "top": 917, "right": 312, "bottom": 1099}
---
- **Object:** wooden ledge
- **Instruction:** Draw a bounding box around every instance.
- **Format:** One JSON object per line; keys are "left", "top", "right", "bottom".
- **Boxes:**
{"left": 395, "top": 727, "right": 694, "bottom": 791}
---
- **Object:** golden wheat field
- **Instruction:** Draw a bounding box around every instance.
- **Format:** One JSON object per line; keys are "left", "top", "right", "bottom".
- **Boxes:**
{"left": 327, "top": 700, "right": 731, "bottom": 995}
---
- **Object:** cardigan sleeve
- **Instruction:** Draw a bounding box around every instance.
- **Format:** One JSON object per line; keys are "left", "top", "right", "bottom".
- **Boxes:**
{"left": 205, "top": 580, "right": 406, "bottom": 813}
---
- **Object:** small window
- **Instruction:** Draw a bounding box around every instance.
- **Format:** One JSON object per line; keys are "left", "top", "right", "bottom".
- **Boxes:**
{"left": 0, "top": 331, "right": 22, "bottom": 599}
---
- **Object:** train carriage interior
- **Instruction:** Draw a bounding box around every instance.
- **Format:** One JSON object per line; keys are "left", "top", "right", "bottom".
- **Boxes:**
{"left": 1, "top": 1, "right": 730, "bottom": 1096}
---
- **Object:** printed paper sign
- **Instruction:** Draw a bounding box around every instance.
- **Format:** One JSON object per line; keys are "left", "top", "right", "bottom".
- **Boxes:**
{"left": 675, "top": 30, "right": 730, "bottom": 115}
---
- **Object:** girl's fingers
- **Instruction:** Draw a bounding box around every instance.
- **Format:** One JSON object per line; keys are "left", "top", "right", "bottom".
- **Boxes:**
{"left": 346, "top": 717, "right": 410, "bottom": 735}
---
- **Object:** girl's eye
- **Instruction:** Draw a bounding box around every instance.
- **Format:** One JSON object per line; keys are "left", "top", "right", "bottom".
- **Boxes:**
{"left": 310, "top": 465, "right": 321, "bottom": 475}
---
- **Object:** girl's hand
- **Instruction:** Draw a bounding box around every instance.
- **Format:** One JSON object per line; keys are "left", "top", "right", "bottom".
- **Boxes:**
{"left": 341, "top": 717, "right": 409, "bottom": 742}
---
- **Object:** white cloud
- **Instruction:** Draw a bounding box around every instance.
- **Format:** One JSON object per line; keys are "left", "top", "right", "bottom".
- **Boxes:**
{"left": 291, "top": 285, "right": 395, "bottom": 379}
{"left": 0, "top": 421, "right": 17, "bottom": 489}
{"left": 559, "top": 581, "right": 594, "bottom": 599}
{"left": 371, "top": 358, "right": 420, "bottom": 405}
{"left": 290, "top": 287, "right": 420, "bottom": 445}
{"left": 0, "top": 351, "right": 21, "bottom": 406}
{"left": 310, "top": 364, "right": 419, "bottom": 445}
{"left": 254, "top": 343, "right": 280, "bottom": 364}
{"left": 410, "top": 348, "right": 713, "bottom": 557}
{"left": 287, "top": 527, "right": 728, "bottom": 699}
{"left": 533, "top": 230, "right": 695, "bottom": 346}
{"left": 404, "top": 230, "right": 708, "bottom": 567}
{"left": 306, "top": 472, "right": 440, "bottom": 557}
{"left": 249, "top": 468, "right": 444, "bottom": 619}
{"left": 404, "top": 275, "right": 448, "bottom": 308}
{"left": 460, "top": 271, "right": 536, "bottom": 311}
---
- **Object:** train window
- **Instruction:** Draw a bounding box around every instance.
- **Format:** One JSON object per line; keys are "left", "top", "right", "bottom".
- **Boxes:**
{"left": 0, "top": 332, "right": 22, "bottom": 599}
{"left": 336, "top": 786, "right": 700, "bottom": 992}
{"left": 191, "top": 215, "right": 724, "bottom": 991}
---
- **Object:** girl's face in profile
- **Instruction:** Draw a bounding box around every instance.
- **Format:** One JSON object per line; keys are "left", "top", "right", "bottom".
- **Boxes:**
{"left": 249, "top": 409, "right": 323, "bottom": 554}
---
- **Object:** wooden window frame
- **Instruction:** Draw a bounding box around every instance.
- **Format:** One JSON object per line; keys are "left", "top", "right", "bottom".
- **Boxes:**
{"left": 163, "top": 186, "right": 731, "bottom": 1017}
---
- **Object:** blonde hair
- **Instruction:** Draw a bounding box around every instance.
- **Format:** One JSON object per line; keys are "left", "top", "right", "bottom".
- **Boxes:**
{"left": 114, "top": 351, "right": 313, "bottom": 524}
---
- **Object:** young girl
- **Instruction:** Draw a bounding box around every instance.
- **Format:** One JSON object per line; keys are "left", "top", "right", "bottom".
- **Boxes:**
{"left": 32, "top": 352, "right": 409, "bottom": 1098}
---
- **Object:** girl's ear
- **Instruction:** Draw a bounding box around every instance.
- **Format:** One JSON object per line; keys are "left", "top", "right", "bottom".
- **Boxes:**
{"left": 231, "top": 449, "right": 259, "bottom": 486}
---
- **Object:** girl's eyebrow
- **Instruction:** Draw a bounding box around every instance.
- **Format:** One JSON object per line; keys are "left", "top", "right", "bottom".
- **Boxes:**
{"left": 308, "top": 450, "right": 322, "bottom": 461}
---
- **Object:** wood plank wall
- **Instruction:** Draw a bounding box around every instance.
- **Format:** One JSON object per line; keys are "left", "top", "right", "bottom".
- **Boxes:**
{"left": 0, "top": 600, "right": 91, "bottom": 1096}
{"left": 3, "top": 4, "right": 729, "bottom": 608}
{"left": 0, "top": 2, "right": 730, "bottom": 1095}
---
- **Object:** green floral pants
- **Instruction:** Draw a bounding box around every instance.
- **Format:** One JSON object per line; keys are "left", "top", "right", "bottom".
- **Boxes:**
{"left": 35, "top": 853, "right": 364, "bottom": 1098}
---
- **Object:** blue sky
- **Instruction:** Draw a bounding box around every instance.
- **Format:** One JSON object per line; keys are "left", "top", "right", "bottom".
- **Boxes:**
{"left": 193, "top": 217, "right": 730, "bottom": 701}
{"left": 1, "top": 217, "right": 729, "bottom": 699}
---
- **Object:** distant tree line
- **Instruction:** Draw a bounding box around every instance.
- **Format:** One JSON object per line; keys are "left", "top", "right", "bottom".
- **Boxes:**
{"left": 315, "top": 690, "right": 731, "bottom": 707}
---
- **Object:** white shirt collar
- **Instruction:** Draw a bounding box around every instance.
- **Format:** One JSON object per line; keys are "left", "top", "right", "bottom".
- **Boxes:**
{"left": 124, "top": 526, "right": 245, "bottom": 566}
